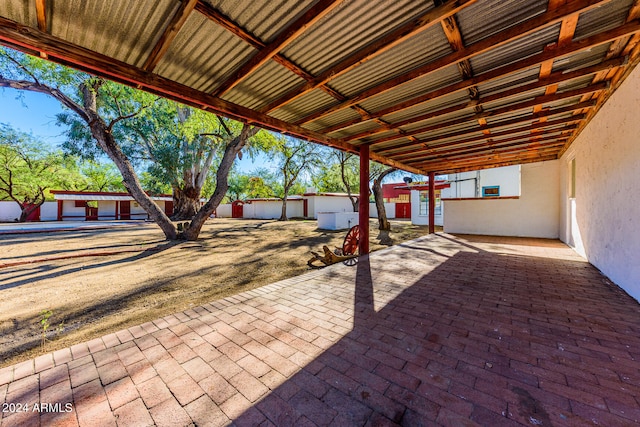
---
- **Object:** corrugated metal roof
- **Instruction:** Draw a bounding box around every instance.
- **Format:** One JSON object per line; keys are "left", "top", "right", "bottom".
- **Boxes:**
{"left": 0, "top": 0, "right": 638, "bottom": 174}
{"left": 574, "top": 0, "right": 634, "bottom": 41}
{"left": 457, "top": 0, "right": 548, "bottom": 45}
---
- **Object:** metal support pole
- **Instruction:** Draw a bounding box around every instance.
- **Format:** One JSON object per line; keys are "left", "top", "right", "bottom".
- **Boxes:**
{"left": 359, "top": 145, "right": 370, "bottom": 255}
{"left": 428, "top": 171, "right": 435, "bottom": 234}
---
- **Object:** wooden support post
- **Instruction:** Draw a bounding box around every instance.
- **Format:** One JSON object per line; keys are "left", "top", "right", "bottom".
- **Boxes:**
{"left": 428, "top": 171, "right": 436, "bottom": 234}
{"left": 359, "top": 145, "right": 370, "bottom": 255}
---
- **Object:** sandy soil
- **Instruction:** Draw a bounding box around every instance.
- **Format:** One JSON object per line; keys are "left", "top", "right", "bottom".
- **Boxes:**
{"left": 0, "top": 218, "right": 432, "bottom": 367}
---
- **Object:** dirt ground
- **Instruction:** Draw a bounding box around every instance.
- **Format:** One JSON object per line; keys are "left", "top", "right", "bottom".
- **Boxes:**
{"left": 1, "top": 218, "right": 434, "bottom": 367}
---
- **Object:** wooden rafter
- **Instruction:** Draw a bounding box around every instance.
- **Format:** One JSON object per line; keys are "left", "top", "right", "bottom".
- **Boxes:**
{"left": 212, "top": 0, "right": 343, "bottom": 97}
{"left": 258, "top": 0, "right": 478, "bottom": 114}
{"left": 143, "top": 0, "right": 198, "bottom": 72}
{"left": 0, "top": 15, "right": 425, "bottom": 175}
{"left": 392, "top": 125, "right": 578, "bottom": 162}
{"left": 418, "top": 151, "right": 561, "bottom": 173}
{"left": 294, "top": 0, "right": 620, "bottom": 127}
{"left": 559, "top": 0, "right": 640, "bottom": 155}
{"left": 333, "top": 57, "right": 624, "bottom": 143}
{"left": 35, "top": 0, "right": 47, "bottom": 58}
{"left": 365, "top": 83, "right": 606, "bottom": 151}
{"left": 374, "top": 104, "right": 593, "bottom": 156}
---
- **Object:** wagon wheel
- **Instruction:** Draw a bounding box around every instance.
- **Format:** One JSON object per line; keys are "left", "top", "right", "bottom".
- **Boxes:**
{"left": 342, "top": 225, "right": 360, "bottom": 256}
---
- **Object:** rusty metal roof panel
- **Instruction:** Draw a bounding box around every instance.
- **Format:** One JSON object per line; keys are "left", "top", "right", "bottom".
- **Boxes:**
{"left": 281, "top": 0, "right": 433, "bottom": 76}
{"left": 222, "top": 60, "right": 305, "bottom": 110}
{"left": 201, "top": 0, "right": 311, "bottom": 43}
{"left": 47, "top": 0, "right": 177, "bottom": 68}
{"left": 574, "top": 0, "right": 634, "bottom": 41}
{"left": 359, "top": 65, "right": 463, "bottom": 114}
{"left": 155, "top": 13, "right": 255, "bottom": 93}
{"left": 469, "top": 24, "right": 561, "bottom": 75}
{"left": 456, "top": 0, "right": 548, "bottom": 45}
{"left": 326, "top": 120, "right": 382, "bottom": 140}
{"left": 328, "top": 25, "right": 452, "bottom": 98}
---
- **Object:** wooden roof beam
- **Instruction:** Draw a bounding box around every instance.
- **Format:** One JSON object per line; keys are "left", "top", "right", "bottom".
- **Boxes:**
{"left": 406, "top": 138, "right": 567, "bottom": 166}
{"left": 417, "top": 150, "right": 561, "bottom": 172}
{"left": 367, "top": 83, "right": 606, "bottom": 149}
{"left": 432, "top": 154, "right": 560, "bottom": 174}
{"left": 374, "top": 104, "right": 592, "bottom": 155}
{"left": 559, "top": 0, "right": 640, "bottom": 155}
{"left": 143, "top": 0, "right": 198, "bottom": 72}
{"left": 35, "top": 0, "right": 47, "bottom": 58}
{"left": 212, "top": 0, "right": 343, "bottom": 97}
{"left": 333, "top": 57, "right": 623, "bottom": 142}
{"left": 258, "top": 0, "right": 477, "bottom": 114}
{"left": 394, "top": 126, "right": 577, "bottom": 162}
{"left": 296, "top": 0, "right": 630, "bottom": 126}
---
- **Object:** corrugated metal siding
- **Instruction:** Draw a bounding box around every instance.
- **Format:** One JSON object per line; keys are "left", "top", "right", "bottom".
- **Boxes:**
{"left": 49, "top": 0, "right": 177, "bottom": 68}
{"left": 282, "top": 0, "right": 432, "bottom": 75}
{"left": 202, "top": 0, "right": 312, "bottom": 43}
{"left": 329, "top": 25, "right": 452, "bottom": 98}
{"left": 457, "top": 0, "right": 547, "bottom": 45}
{"left": 222, "top": 60, "right": 305, "bottom": 110}
{"left": 574, "top": 0, "right": 633, "bottom": 41}
{"left": 469, "top": 24, "right": 561, "bottom": 75}
{"left": 359, "top": 65, "right": 463, "bottom": 114}
{"left": 155, "top": 13, "right": 255, "bottom": 93}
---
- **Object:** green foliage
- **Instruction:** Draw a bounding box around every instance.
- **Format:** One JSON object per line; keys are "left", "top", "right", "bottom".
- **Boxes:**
{"left": 0, "top": 124, "right": 74, "bottom": 208}
{"left": 39, "top": 309, "right": 64, "bottom": 348}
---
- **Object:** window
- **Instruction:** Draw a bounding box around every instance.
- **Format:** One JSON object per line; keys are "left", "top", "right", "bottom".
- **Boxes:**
{"left": 482, "top": 186, "right": 500, "bottom": 197}
{"left": 419, "top": 191, "right": 442, "bottom": 216}
{"left": 570, "top": 159, "right": 576, "bottom": 198}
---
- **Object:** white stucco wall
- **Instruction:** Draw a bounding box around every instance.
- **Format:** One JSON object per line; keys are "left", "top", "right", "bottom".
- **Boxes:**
{"left": 443, "top": 160, "right": 560, "bottom": 238}
{"left": 559, "top": 65, "right": 640, "bottom": 302}
{"left": 0, "top": 201, "right": 22, "bottom": 221}
{"left": 410, "top": 190, "right": 444, "bottom": 226}
{"left": 309, "top": 196, "right": 354, "bottom": 218}
{"left": 215, "top": 204, "right": 232, "bottom": 218}
{"left": 99, "top": 201, "right": 117, "bottom": 219}
{"left": 246, "top": 200, "right": 304, "bottom": 219}
{"left": 40, "top": 202, "right": 58, "bottom": 221}
{"left": 368, "top": 202, "right": 396, "bottom": 219}
{"left": 61, "top": 200, "right": 86, "bottom": 220}
{"left": 445, "top": 166, "right": 520, "bottom": 198}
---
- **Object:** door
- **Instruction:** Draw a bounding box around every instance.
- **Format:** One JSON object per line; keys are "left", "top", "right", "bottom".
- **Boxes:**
{"left": 120, "top": 201, "right": 131, "bottom": 220}
{"left": 165, "top": 200, "right": 173, "bottom": 217}
{"left": 24, "top": 204, "right": 41, "bottom": 222}
{"left": 232, "top": 201, "right": 244, "bottom": 218}
{"left": 395, "top": 203, "right": 410, "bottom": 219}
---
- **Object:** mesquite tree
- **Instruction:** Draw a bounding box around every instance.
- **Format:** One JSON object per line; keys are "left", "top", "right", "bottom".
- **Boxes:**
{"left": 0, "top": 47, "right": 257, "bottom": 240}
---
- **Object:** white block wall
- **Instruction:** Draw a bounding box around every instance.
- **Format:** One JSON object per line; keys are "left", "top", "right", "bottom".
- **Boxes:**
{"left": 443, "top": 161, "right": 560, "bottom": 238}
{"left": 559, "top": 65, "right": 640, "bottom": 302}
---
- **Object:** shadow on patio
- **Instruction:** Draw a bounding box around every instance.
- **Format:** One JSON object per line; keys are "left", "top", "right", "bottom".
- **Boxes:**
{"left": 1, "top": 234, "right": 639, "bottom": 426}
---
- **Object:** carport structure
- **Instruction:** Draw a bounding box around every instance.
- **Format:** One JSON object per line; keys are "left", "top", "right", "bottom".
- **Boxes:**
{"left": 1, "top": 0, "right": 640, "bottom": 425}
{"left": 1, "top": 0, "right": 639, "bottom": 252}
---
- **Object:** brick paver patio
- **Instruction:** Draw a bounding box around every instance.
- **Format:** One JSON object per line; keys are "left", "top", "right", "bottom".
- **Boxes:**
{"left": 2, "top": 233, "right": 640, "bottom": 426}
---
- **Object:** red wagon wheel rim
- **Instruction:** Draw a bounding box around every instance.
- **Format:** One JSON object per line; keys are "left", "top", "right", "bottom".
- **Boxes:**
{"left": 342, "top": 225, "right": 360, "bottom": 255}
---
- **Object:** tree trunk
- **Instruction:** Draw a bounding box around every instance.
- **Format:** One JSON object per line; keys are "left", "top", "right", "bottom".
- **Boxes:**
{"left": 372, "top": 168, "right": 397, "bottom": 232}
{"left": 171, "top": 185, "right": 201, "bottom": 220}
{"left": 182, "top": 125, "right": 258, "bottom": 240}
{"left": 279, "top": 197, "right": 288, "bottom": 221}
{"left": 80, "top": 83, "right": 178, "bottom": 240}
